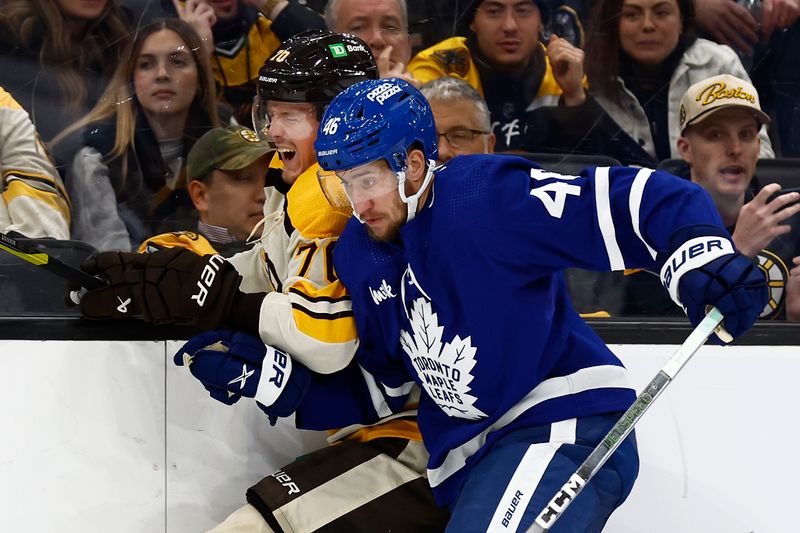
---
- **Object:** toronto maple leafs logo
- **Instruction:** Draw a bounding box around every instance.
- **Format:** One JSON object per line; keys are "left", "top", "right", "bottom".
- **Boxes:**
{"left": 399, "top": 296, "right": 487, "bottom": 420}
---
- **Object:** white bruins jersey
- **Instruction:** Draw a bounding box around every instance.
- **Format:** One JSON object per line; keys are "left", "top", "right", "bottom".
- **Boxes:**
{"left": 228, "top": 155, "right": 357, "bottom": 374}
{"left": 0, "top": 87, "right": 69, "bottom": 239}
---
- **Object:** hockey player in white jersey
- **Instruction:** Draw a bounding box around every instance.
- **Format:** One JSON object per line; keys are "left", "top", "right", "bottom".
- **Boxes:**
{"left": 283, "top": 77, "right": 765, "bottom": 532}
{"left": 75, "top": 34, "right": 451, "bottom": 532}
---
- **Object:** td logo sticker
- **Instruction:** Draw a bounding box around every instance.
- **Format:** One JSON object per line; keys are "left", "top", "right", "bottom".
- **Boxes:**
{"left": 328, "top": 43, "right": 348, "bottom": 58}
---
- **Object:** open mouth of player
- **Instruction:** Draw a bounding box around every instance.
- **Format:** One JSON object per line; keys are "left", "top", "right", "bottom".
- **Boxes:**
{"left": 278, "top": 148, "right": 296, "bottom": 162}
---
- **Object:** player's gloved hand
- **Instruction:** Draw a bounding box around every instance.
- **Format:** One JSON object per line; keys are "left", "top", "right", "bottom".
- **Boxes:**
{"left": 79, "top": 251, "right": 143, "bottom": 319}
{"left": 80, "top": 248, "right": 242, "bottom": 328}
{"left": 131, "top": 248, "right": 241, "bottom": 329}
{"left": 174, "top": 330, "right": 310, "bottom": 424}
{"left": 660, "top": 226, "right": 768, "bottom": 344}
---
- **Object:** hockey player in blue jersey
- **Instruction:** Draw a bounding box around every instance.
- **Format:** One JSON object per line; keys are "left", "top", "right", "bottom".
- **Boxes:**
{"left": 300, "top": 77, "right": 768, "bottom": 532}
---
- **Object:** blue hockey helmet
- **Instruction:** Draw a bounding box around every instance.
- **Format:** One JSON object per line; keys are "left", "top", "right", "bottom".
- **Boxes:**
{"left": 315, "top": 78, "right": 438, "bottom": 223}
{"left": 315, "top": 78, "right": 438, "bottom": 174}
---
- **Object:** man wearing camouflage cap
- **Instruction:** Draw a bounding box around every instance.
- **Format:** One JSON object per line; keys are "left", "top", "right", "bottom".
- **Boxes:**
{"left": 140, "top": 125, "right": 273, "bottom": 256}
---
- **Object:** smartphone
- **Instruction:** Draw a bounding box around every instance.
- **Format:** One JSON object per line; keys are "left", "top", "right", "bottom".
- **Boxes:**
{"left": 767, "top": 186, "right": 800, "bottom": 212}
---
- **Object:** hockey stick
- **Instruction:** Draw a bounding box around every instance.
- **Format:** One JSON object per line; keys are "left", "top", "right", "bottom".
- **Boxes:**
{"left": 0, "top": 230, "right": 107, "bottom": 302}
{"left": 526, "top": 307, "right": 725, "bottom": 533}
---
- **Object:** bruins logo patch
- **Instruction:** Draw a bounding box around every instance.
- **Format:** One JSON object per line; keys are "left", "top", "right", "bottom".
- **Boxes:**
{"left": 756, "top": 249, "right": 788, "bottom": 319}
{"left": 431, "top": 48, "right": 471, "bottom": 78}
{"left": 239, "top": 128, "right": 260, "bottom": 143}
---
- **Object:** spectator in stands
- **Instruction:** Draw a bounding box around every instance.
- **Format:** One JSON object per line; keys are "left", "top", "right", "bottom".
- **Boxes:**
{"left": 583, "top": 0, "right": 774, "bottom": 164}
{"left": 141, "top": 125, "right": 273, "bottom": 256}
{"left": 324, "top": 0, "right": 416, "bottom": 83}
{"left": 52, "top": 18, "right": 220, "bottom": 252}
{"left": 409, "top": 0, "right": 588, "bottom": 151}
{"left": 0, "top": 0, "right": 131, "bottom": 144}
{"left": 172, "top": 0, "right": 325, "bottom": 124}
{"left": 0, "top": 87, "right": 70, "bottom": 240}
{"left": 590, "top": 72, "right": 800, "bottom": 320}
{"left": 677, "top": 74, "right": 800, "bottom": 320}
{"left": 419, "top": 77, "right": 495, "bottom": 163}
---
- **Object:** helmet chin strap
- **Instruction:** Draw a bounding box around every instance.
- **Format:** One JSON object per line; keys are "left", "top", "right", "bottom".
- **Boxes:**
{"left": 399, "top": 159, "right": 436, "bottom": 223}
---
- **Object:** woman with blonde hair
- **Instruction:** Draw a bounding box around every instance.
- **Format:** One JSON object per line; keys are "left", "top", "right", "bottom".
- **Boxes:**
{"left": 0, "top": 0, "right": 131, "bottom": 142}
{"left": 54, "top": 18, "right": 221, "bottom": 252}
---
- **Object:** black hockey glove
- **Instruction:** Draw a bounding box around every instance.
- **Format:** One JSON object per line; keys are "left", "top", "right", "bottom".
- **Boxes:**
{"left": 81, "top": 248, "right": 242, "bottom": 329}
{"left": 660, "top": 226, "right": 767, "bottom": 344}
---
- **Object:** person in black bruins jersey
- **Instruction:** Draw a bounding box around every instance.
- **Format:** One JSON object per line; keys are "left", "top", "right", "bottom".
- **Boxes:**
{"left": 76, "top": 30, "right": 450, "bottom": 532}
{"left": 171, "top": 0, "right": 325, "bottom": 125}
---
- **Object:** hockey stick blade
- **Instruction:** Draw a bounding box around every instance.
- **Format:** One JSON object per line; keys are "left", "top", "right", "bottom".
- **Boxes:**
{"left": 0, "top": 231, "right": 107, "bottom": 293}
{"left": 526, "top": 307, "right": 725, "bottom": 533}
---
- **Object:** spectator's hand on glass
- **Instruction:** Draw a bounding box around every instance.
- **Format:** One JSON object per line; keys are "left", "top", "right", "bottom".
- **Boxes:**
{"left": 732, "top": 183, "right": 800, "bottom": 257}
{"left": 172, "top": 0, "right": 217, "bottom": 51}
{"left": 787, "top": 256, "right": 800, "bottom": 321}
{"left": 377, "top": 46, "right": 420, "bottom": 88}
{"left": 546, "top": 34, "right": 585, "bottom": 106}
{"left": 761, "top": 0, "right": 800, "bottom": 42}
{"left": 695, "top": 0, "right": 759, "bottom": 54}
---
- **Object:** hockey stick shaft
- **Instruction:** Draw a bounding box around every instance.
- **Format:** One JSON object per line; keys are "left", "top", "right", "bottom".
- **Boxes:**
{"left": 0, "top": 231, "right": 106, "bottom": 291}
{"left": 526, "top": 307, "right": 725, "bottom": 533}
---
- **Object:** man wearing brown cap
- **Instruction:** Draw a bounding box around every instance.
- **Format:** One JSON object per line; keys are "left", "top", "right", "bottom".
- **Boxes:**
{"left": 677, "top": 73, "right": 800, "bottom": 320}
{"left": 141, "top": 125, "right": 272, "bottom": 256}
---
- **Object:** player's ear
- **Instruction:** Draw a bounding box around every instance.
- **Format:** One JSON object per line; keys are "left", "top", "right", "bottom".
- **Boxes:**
{"left": 406, "top": 148, "right": 427, "bottom": 188}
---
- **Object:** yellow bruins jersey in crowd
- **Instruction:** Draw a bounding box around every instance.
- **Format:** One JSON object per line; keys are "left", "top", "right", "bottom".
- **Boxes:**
{"left": 211, "top": 16, "right": 281, "bottom": 91}
{"left": 0, "top": 87, "right": 70, "bottom": 239}
{"left": 409, "top": 36, "right": 566, "bottom": 110}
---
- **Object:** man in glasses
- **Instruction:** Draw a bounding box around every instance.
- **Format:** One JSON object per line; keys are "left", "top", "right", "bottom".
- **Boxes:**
{"left": 420, "top": 76, "right": 496, "bottom": 163}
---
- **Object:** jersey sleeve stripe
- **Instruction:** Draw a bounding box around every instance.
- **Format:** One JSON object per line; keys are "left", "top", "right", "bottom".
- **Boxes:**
{"left": 593, "top": 166, "right": 626, "bottom": 270}
{"left": 290, "top": 303, "right": 354, "bottom": 320}
{"left": 3, "top": 176, "right": 71, "bottom": 221}
{"left": 628, "top": 168, "right": 657, "bottom": 260}
{"left": 427, "top": 364, "right": 631, "bottom": 488}
{"left": 383, "top": 381, "right": 416, "bottom": 398}
{"left": 290, "top": 307, "right": 356, "bottom": 343}
{"left": 359, "top": 366, "right": 394, "bottom": 418}
{"left": 288, "top": 286, "right": 351, "bottom": 304}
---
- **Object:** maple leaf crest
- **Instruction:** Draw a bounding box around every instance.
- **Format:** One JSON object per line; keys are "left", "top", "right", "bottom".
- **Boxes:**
{"left": 400, "top": 297, "right": 486, "bottom": 420}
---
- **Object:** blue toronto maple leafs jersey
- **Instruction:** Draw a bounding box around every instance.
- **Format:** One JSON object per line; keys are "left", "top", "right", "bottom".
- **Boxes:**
{"left": 295, "top": 154, "right": 729, "bottom": 506}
